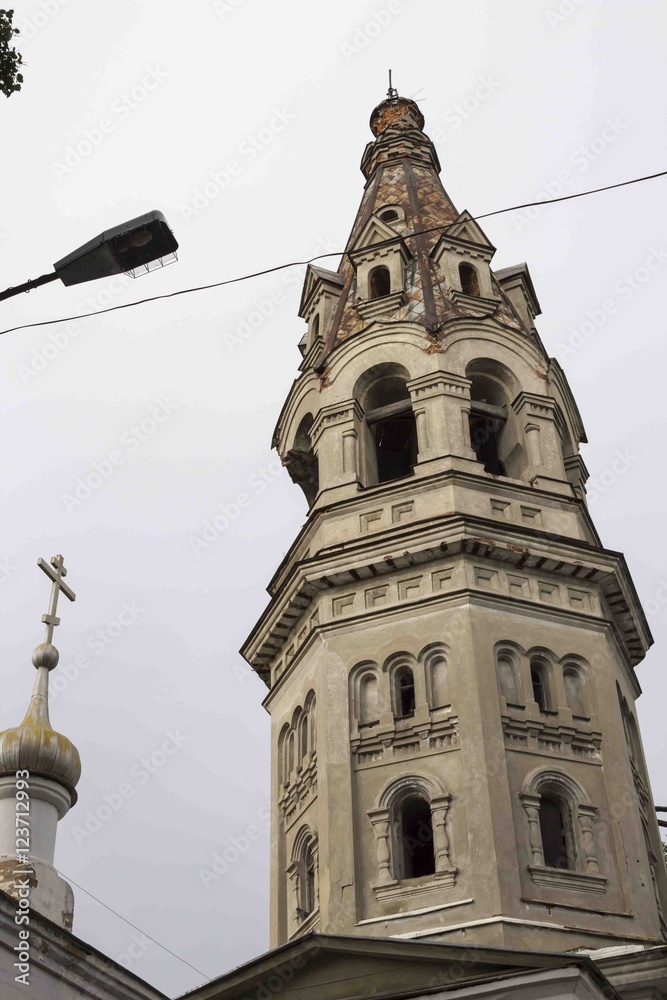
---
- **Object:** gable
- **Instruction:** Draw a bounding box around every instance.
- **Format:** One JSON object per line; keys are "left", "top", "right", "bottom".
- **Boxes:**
{"left": 353, "top": 214, "right": 401, "bottom": 252}
{"left": 446, "top": 210, "right": 496, "bottom": 251}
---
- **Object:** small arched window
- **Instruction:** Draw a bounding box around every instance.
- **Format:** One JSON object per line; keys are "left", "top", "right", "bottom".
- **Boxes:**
{"left": 310, "top": 313, "right": 320, "bottom": 344}
{"left": 369, "top": 265, "right": 391, "bottom": 300}
{"left": 380, "top": 208, "right": 399, "bottom": 223}
{"left": 530, "top": 658, "right": 550, "bottom": 711}
{"left": 498, "top": 653, "right": 521, "bottom": 704}
{"left": 539, "top": 795, "right": 572, "bottom": 870}
{"left": 398, "top": 796, "right": 435, "bottom": 879}
{"left": 396, "top": 667, "right": 415, "bottom": 718}
{"left": 459, "top": 262, "right": 480, "bottom": 297}
{"left": 287, "top": 731, "right": 295, "bottom": 776}
{"left": 299, "top": 714, "right": 309, "bottom": 762}
{"left": 303, "top": 841, "right": 316, "bottom": 914}
{"left": 563, "top": 666, "right": 586, "bottom": 717}
{"left": 359, "top": 673, "right": 379, "bottom": 725}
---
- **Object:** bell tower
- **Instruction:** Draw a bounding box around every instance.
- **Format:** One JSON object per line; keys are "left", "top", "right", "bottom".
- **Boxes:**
{"left": 241, "top": 92, "right": 667, "bottom": 954}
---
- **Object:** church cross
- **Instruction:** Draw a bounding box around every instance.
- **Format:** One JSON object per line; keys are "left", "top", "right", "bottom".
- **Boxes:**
{"left": 38, "top": 554, "right": 76, "bottom": 644}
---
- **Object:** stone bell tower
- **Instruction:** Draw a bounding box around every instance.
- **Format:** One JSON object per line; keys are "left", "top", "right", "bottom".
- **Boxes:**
{"left": 241, "top": 92, "right": 667, "bottom": 955}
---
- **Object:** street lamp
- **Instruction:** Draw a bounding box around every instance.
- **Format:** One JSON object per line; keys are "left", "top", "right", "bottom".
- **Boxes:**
{"left": 0, "top": 210, "right": 178, "bottom": 302}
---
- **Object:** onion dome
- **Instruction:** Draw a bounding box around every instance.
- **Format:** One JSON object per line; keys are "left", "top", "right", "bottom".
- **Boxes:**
{"left": 0, "top": 643, "right": 81, "bottom": 799}
{"left": 369, "top": 95, "right": 425, "bottom": 137}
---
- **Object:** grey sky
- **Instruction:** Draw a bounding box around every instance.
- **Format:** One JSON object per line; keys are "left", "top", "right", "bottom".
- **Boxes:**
{"left": 1, "top": 0, "right": 666, "bottom": 995}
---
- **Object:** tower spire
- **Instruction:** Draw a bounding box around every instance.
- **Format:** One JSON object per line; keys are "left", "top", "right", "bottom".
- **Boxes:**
{"left": 0, "top": 555, "right": 81, "bottom": 930}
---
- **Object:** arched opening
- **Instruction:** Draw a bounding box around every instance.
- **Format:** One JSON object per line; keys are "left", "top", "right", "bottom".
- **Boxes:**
{"left": 287, "top": 730, "right": 295, "bottom": 777}
{"left": 531, "top": 660, "right": 549, "bottom": 711}
{"left": 563, "top": 666, "right": 586, "bottom": 717}
{"left": 366, "top": 372, "right": 417, "bottom": 484}
{"left": 427, "top": 655, "right": 448, "bottom": 709}
{"left": 285, "top": 414, "right": 319, "bottom": 506}
{"left": 398, "top": 796, "right": 435, "bottom": 879}
{"left": 310, "top": 313, "right": 320, "bottom": 345}
{"left": 497, "top": 652, "right": 521, "bottom": 705}
{"left": 359, "top": 673, "right": 379, "bottom": 725}
{"left": 459, "top": 262, "right": 480, "bottom": 297}
{"left": 369, "top": 265, "right": 391, "bottom": 299}
{"left": 299, "top": 714, "right": 309, "bottom": 762}
{"left": 466, "top": 360, "right": 524, "bottom": 478}
{"left": 539, "top": 795, "right": 572, "bottom": 869}
{"left": 303, "top": 841, "right": 316, "bottom": 914}
{"left": 380, "top": 208, "right": 399, "bottom": 223}
{"left": 395, "top": 667, "right": 415, "bottom": 718}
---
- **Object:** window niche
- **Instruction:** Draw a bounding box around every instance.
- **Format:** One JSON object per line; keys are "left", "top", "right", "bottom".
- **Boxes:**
{"left": 563, "top": 664, "right": 587, "bottom": 718}
{"left": 288, "top": 828, "right": 319, "bottom": 930}
{"left": 368, "top": 776, "right": 457, "bottom": 900}
{"left": 369, "top": 265, "right": 391, "bottom": 299}
{"left": 520, "top": 770, "right": 606, "bottom": 894}
{"left": 459, "top": 262, "right": 480, "bottom": 297}
{"left": 496, "top": 649, "right": 522, "bottom": 707}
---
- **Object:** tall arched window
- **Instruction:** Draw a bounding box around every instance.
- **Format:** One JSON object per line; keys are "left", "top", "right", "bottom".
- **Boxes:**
{"left": 530, "top": 657, "right": 550, "bottom": 711}
{"left": 459, "top": 262, "right": 480, "bottom": 297}
{"left": 299, "top": 714, "right": 309, "bottom": 762}
{"left": 287, "top": 731, "right": 295, "bottom": 776}
{"left": 539, "top": 795, "right": 572, "bottom": 869}
{"left": 303, "top": 841, "right": 316, "bottom": 914}
{"left": 285, "top": 414, "right": 319, "bottom": 506}
{"left": 355, "top": 365, "right": 418, "bottom": 485}
{"left": 369, "top": 265, "right": 391, "bottom": 299}
{"left": 397, "top": 795, "right": 435, "bottom": 879}
{"left": 563, "top": 665, "right": 586, "bottom": 717}
{"left": 359, "top": 673, "right": 379, "bottom": 725}
{"left": 395, "top": 667, "right": 415, "bottom": 718}
{"left": 497, "top": 651, "right": 521, "bottom": 704}
{"left": 465, "top": 360, "right": 523, "bottom": 478}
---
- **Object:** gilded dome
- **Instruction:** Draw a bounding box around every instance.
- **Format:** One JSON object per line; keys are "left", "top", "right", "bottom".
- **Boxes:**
{"left": 0, "top": 646, "right": 81, "bottom": 798}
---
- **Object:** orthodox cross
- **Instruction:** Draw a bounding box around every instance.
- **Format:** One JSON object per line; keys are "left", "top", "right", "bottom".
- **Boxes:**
{"left": 38, "top": 554, "right": 76, "bottom": 645}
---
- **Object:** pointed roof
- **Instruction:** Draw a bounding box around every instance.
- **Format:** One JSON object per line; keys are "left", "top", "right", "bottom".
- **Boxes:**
{"left": 314, "top": 95, "right": 530, "bottom": 369}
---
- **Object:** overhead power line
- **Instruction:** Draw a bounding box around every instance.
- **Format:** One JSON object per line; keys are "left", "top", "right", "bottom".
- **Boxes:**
{"left": 1, "top": 167, "right": 665, "bottom": 339}
{"left": 58, "top": 868, "right": 211, "bottom": 984}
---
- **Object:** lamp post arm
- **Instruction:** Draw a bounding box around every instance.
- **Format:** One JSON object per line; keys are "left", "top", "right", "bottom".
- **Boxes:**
{"left": 0, "top": 271, "right": 59, "bottom": 302}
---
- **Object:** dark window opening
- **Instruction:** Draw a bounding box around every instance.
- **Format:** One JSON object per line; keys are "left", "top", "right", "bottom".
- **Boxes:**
{"left": 459, "top": 262, "right": 480, "bottom": 296}
{"left": 469, "top": 412, "right": 506, "bottom": 475}
{"left": 531, "top": 668, "right": 547, "bottom": 711}
{"left": 374, "top": 412, "right": 417, "bottom": 483}
{"left": 396, "top": 668, "right": 416, "bottom": 718}
{"left": 380, "top": 209, "right": 399, "bottom": 223}
{"left": 539, "top": 796, "right": 571, "bottom": 869}
{"left": 399, "top": 797, "right": 436, "bottom": 879}
{"left": 303, "top": 843, "right": 316, "bottom": 913}
{"left": 369, "top": 266, "right": 391, "bottom": 299}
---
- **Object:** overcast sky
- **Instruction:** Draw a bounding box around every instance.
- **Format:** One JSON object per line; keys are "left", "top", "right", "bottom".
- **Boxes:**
{"left": 1, "top": 1, "right": 666, "bottom": 996}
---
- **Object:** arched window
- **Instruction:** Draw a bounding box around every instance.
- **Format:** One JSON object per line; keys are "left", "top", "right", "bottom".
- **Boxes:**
{"left": 465, "top": 360, "right": 522, "bottom": 478}
{"left": 285, "top": 414, "right": 319, "bottom": 506}
{"left": 396, "top": 667, "right": 415, "bottom": 718}
{"left": 539, "top": 795, "right": 572, "bottom": 869}
{"left": 530, "top": 657, "right": 550, "bottom": 711}
{"left": 397, "top": 795, "right": 435, "bottom": 879}
{"left": 355, "top": 367, "right": 417, "bottom": 485}
{"left": 459, "top": 262, "right": 480, "bottom": 297}
{"left": 278, "top": 724, "right": 290, "bottom": 785}
{"left": 310, "top": 313, "right": 320, "bottom": 344}
{"left": 497, "top": 652, "right": 521, "bottom": 704}
{"left": 303, "top": 841, "right": 316, "bottom": 914}
{"left": 380, "top": 208, "right": 399, "bottom": 223}
{"left": 359, "top": 673, "right": 379, "bottom": 725}
{"left": 369, "top": 265, "right": 391, "bottom": 299}
{"left": 563, "top": 665, "right": 586, "bottom": 717}
{"left": 287, "top": 731, "right": 295, "bottom": 776}
{"left": 427, "top": 656, "right": 448, "bottom": 709}
{"left": 299, "top": 714, "right": 309, "bottom": 762}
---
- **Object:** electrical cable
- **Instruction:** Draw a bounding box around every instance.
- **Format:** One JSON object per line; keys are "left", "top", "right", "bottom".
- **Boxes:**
{"left": 57, "top": 868, "right": 212, "bottom": 983}
{"left": 1, "top": 167, "right": 665, "bottom": 339}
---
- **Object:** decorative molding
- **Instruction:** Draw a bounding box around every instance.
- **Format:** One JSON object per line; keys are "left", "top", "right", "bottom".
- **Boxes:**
{"left": 528, "top": 865, "right": 607, "bottom": 894}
